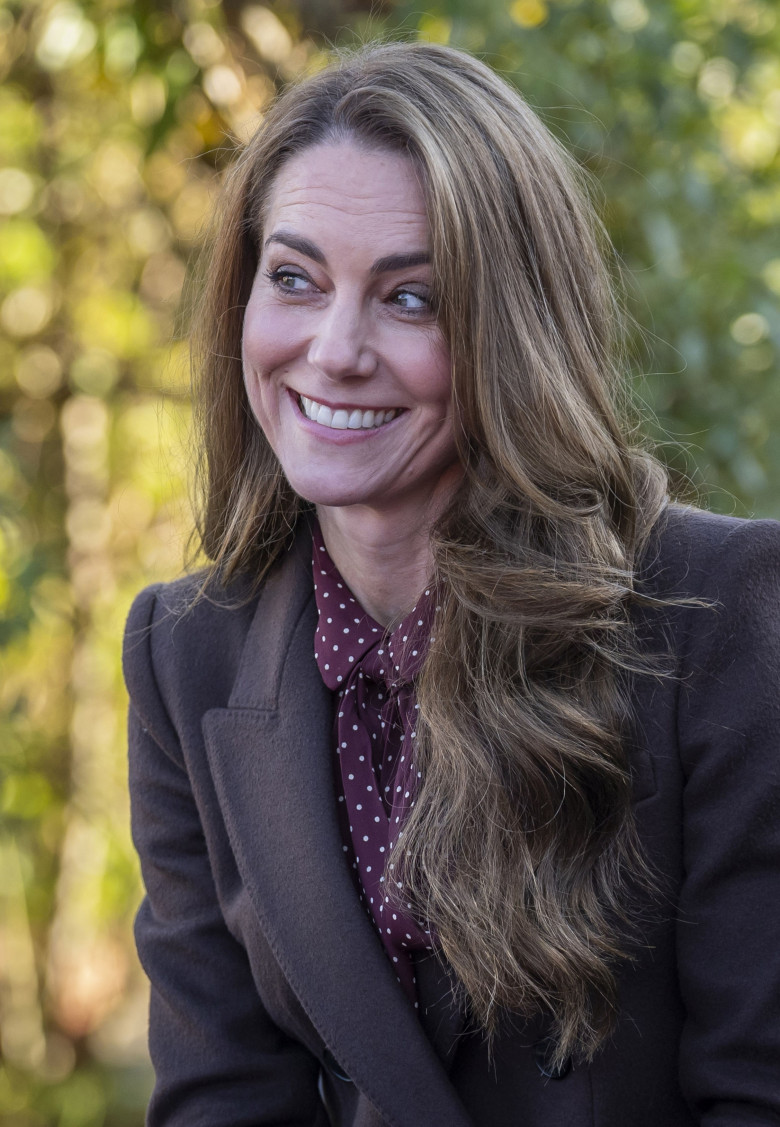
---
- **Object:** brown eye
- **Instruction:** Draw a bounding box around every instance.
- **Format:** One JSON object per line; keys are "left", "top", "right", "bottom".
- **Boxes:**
{"left": 265, "top": 268, "right": 311, "bottom": 293}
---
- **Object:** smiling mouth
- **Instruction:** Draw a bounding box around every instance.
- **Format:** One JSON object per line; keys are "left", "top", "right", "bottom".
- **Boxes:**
{"left": 297, "top": 394, "right": 401, "bottom": 430}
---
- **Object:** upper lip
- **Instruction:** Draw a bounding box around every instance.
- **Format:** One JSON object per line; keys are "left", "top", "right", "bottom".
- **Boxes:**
{"left": 292, "top": 389, "right": 402, "bottom": 413}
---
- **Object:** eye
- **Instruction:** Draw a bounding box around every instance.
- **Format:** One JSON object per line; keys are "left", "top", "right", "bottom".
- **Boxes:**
{"left": 390, "top": 288, "right": 430, "bottom": 312}
{"left": 265, "top": 267, "right": 312, "bottom": 294}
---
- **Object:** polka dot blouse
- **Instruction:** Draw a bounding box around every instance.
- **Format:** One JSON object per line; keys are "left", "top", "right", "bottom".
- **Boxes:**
{"left": 312, "top": 523, "right": 436, "bottom": 1007}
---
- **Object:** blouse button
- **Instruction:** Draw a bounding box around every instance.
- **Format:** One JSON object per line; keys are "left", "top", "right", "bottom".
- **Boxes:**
{"left": 323, "top": 1048, "right": 353, "bottom": 1083}
{"left": 533, "top": 1038, "right": 572, "bottom": 1080}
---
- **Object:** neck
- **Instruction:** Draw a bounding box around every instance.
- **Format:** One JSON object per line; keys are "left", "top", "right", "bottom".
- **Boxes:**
{"left": 316, "top": 477, "right": 459, "bottom": 626}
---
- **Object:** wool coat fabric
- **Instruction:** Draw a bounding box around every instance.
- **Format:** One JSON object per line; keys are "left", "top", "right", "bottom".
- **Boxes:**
{"left": 123, "top": 505, "right": 780, "bottom": 1127}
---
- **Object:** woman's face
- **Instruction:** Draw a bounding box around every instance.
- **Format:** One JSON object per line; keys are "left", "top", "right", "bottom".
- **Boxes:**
{"left": 241, "top": 141, "right": 458, "bottom": 517}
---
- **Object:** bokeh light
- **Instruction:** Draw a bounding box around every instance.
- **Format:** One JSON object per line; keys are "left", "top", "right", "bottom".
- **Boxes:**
{"left": 1, "top": 1, "right": 778, "bottom": 1123}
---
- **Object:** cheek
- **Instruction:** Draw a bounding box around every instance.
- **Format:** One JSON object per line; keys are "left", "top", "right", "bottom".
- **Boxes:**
{"left": 241, "top": 304, "right": 297, "bottom": 428}
{"left": 404, "top": 333, "right": 451, "bottom": 408}
{"left": 242, "top": 301, "right": 290, "bottom": 375}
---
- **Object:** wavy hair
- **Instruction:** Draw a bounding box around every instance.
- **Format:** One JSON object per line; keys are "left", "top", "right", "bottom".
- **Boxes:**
{"left": 190, "top": 41, "right": 670, "bottom": 1067}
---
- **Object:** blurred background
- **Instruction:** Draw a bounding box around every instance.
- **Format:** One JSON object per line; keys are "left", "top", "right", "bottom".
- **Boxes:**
{"left": 0, "top": 0, "right": 778, "bottom": 1122}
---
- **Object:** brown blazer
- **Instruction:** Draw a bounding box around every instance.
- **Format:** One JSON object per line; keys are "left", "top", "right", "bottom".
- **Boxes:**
{"left": 124, "top": 505, "right": 780, "bottom": 1126}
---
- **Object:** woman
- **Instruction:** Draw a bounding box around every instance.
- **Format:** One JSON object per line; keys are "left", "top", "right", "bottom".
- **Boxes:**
{"left": 124, "top": 41, "right": 780, "bottom": 1127}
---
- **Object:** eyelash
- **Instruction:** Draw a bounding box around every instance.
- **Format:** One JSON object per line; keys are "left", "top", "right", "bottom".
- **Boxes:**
{"left": 264, "top": 267, "right": 433, "bottom": 315}
{"left": 264, "top": 267, "right": 309, "bottom": 292}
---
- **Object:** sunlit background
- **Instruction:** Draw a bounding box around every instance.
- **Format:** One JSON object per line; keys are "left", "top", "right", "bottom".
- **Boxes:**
{"left": 0, "top": 0, "right": 778, "bottom": 1122}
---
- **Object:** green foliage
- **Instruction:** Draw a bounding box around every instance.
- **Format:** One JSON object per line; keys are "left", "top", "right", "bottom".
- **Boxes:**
{"left": 388, "top": 0, "right": 780, "bottom": 513}
{"left": 0, "top": 0, "right": 777, "bottom": 1123}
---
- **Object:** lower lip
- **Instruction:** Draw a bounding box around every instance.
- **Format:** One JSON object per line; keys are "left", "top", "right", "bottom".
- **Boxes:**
{"left": 288, "top": 390, "right": 403, "bottom": 444}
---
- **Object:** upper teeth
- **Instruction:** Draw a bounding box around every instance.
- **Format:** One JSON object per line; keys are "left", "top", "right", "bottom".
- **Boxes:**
{"left": 299, "top": 395, "right": 398, "bottom": 430}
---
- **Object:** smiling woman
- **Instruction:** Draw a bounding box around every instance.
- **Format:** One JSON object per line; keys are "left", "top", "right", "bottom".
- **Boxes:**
{"left": 123, "top": 40, "right": 780, "bottom": 1127}
{"left": 241, "top": 141, "right": 457, "bottom": 620}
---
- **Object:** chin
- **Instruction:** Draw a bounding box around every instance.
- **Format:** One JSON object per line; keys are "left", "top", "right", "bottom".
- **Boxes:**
{"left": 283, "top": 475, "right": 374, "bottom": 510}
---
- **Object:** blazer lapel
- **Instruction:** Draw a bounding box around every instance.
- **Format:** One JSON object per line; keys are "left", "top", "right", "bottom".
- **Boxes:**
{"left": 202, "top": 528, "right": 473, "bottom": 1127}
{"left": 414, "top": 952, "right": 468, "bottom": 1070}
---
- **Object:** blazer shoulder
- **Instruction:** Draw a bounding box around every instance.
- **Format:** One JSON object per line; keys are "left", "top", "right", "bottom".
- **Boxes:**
{"left": 640, "top": 503, "right": 780, "bottom": 600}
{"left": 123, "top": 570, "right": 261, "bottom": 752}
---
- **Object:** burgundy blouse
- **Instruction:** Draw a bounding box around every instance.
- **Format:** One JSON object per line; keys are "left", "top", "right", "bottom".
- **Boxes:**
{"left": 311, "top": 523, "right": 436, "bottom": 1006}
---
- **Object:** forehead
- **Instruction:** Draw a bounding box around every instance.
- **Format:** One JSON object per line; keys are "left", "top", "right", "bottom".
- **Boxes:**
{"left": 263, "top": 141, "right": 430, "bottom": 248}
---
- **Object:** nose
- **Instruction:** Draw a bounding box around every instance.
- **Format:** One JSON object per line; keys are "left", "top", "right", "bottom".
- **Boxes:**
{"left": 307, "top": 296, "right": 377, "bottom": 382}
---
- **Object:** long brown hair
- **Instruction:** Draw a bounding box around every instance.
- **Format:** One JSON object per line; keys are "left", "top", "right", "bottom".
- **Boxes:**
{"left": 191, "top": 41, "right": 670, "bottom": 1067}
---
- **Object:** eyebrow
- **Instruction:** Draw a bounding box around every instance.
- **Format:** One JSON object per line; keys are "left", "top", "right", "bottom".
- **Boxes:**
{"left": 264, "top": 232, "right": 430, "bottom": 275}
{"left": 370, "top": 251, "right": 430, "bottom": 275}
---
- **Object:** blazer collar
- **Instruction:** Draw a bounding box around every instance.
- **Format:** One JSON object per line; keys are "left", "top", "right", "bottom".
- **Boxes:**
{"left": 202, "top": 525, "right": 472, "bottom": 1127}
